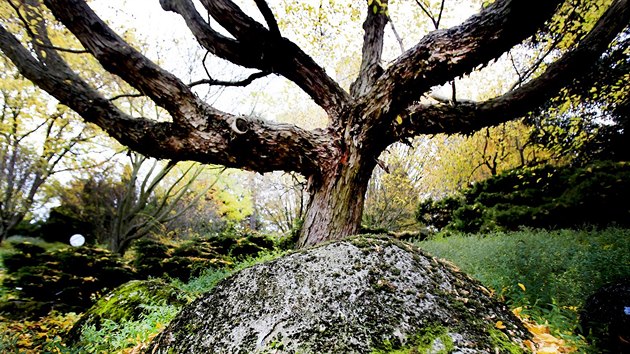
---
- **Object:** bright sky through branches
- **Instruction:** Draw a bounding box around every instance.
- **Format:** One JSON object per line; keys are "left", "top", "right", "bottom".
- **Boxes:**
{"left": 88, "top": 0, "right": 519, "bottom": 126}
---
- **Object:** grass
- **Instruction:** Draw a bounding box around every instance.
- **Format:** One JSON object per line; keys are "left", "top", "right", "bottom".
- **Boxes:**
{"left": 417, "top": 227, "right": 630, "bottom": 349}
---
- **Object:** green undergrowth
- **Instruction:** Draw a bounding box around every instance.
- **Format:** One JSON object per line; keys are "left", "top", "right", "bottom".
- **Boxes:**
{"left": 170, "top": 249, "right": 287, "bottom": 298}
{"left": 77, "top": 303, "right": 180, "bottom": 353}
{"left": 417, "top": 227, "right": 630, "bottom": 348}
{"left": 0, "top": 249, "right": 287, "bottom": 353}
{"left": 487, "top": 327, "right": 524, "bottom": 354}
{"left": 72, "top": 249, "right": 287, "bottom": 353}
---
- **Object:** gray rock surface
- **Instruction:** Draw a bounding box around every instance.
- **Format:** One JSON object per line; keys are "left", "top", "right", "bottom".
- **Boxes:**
{"left": 146, "top": 235, "right": 529, "bottom": 353}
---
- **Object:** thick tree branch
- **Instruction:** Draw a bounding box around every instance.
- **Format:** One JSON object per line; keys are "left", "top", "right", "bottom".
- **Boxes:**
{"left": 43, "top": 0, "right": 215, "bottom": 129}
{"left": 395, "top": 0, "right": 630, "bottom": 138}
{"left": 158, "top": 0, "right": 253, "bottom": 69}
{"left": 359, "top": 0, "right": 563, "bottom": 135}
{"left": 253, "top": 0, "right": 280, "bottom": 36}
{"left": 198, "top": 0, "right": 266, "bottom": 40}
{"left": 350, "top": 0, "right": 389, "bottom": 98}
{"left": 0, "top": 21, "right": 332, "bottom": 177}
{"left": 162, "top": 0, "right": 349, "bottom": 118}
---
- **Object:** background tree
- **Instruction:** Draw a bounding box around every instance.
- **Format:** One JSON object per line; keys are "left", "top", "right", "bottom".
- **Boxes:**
{"left": 418, "top": 120, "right": 557, "bottom": 197}
{"left": 0, "top": 58, "right": 94, "bottom": 242}
{"left": 44, "top": 169, "right": 122, "bottom": 244}
{"left": 106, "top": 152, "right": 217, "bottom": 254}
{"left": 159, "top": 169, "right": 247, "bottom": 239}
{"left": 48, "top": 151, "right": 218, "bottom": 254}
{"left": 0, "top": 0, "right": 627, "bottom": 248}
{"left": 256, "top": 172, "right": 307, "bottom": 234}
{"left": 363, "top": 143, "right": 424, "bottom": 231}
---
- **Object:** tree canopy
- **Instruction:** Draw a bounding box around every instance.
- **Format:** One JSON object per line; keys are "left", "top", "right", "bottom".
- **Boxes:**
{"left": 0, "top": 0, "right": 628, "bottom": 247}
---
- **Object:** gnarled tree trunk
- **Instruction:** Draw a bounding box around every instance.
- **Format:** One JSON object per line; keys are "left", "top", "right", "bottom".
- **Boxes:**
{"left": 298, "top": 147, "right": 377, "bottom": 248}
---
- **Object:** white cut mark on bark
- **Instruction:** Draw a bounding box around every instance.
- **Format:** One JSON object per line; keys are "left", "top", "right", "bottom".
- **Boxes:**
{"left": 229, "top": 116, "right": 250, "bottom": 134}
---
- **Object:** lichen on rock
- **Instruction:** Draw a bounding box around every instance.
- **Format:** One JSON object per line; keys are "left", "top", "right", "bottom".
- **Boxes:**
{"left": 145, "top": 235, "right": 530, "bottom": 353}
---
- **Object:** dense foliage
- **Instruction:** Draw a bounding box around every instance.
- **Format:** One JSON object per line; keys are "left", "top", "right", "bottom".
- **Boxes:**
{"left": 133, "top": 229, "right": 276, "bottom": 281}
{"left": 0, "top": 243, "right": 134, "bottom": 318}
{"left": 527, "top": 27, "right": 629, "bottom": 165}
{"left": 417, "top": 161, "right": 630, "bottom": 232}
{"left": 0, "top": 227, "right": 278, "bottom": 320}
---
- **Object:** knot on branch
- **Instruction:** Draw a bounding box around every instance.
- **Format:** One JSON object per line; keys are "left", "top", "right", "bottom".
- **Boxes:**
{"left": 229, "top": 116, "right": 250, "bottom": 135}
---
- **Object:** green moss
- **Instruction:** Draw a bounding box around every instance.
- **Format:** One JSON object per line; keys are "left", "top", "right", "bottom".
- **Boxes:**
{"left": 371, "top": 324, "right": 454, "bottom": 354}
{"left": 66, "top": 279, "right": 187, "bottom": 345}
{"left": 488, "top": 328, "right": 527, "bottom": 354}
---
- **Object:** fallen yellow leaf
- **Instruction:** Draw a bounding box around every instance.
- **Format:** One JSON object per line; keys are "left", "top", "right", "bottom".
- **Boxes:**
{"left": 537, "top": 344, "right": 560, "bottom": 354}
{"left": 537, "top": 333, "right": 564, "bottom": 344}
{"left": 523, "top": 339, "right": 536, "bottom": 352}
{"left": 495, "top": 321, "right": 506, "bottom": 329}
{"left": 512, "top": 306, "right": 523, "bottom": 317}
{"left": 525, "top": 323, "right": 550, "bottom": 335}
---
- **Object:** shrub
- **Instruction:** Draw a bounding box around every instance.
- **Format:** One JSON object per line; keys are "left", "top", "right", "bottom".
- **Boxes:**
{"left": 1, "top": 244, "right": 134, "bottom": 318}
{"left": 132, "top": 229, "right": 277, "bottom": 281}
{"left": 67, "top": 279, "right": 188, "bottom": 349}
{"left": 418, "top": 161, "right": 630, "bottom": 232}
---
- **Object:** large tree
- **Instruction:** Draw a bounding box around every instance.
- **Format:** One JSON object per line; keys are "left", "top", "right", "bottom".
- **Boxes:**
{"left": 0, "top": 0, "right": 628, "bottom": 248}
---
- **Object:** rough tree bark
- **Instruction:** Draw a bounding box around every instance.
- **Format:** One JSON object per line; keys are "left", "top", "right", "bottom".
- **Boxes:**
{"left": 0, "top": 0, "right": 628, "bottom": 248}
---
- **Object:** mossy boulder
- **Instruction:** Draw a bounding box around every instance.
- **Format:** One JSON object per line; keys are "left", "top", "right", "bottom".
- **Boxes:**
{"left": 146, "top": 235, "right": 530, "bottom": 353}
{"left": 67, "top": 279, "right": 187, "bottom": 345}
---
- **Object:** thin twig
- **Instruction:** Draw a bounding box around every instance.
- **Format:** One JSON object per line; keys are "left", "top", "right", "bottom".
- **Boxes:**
{"left": 414, "top": 0, "right": 438, "bottom": 29}
{"left": 436, "top": 0, "right": 446, "bottom": 29}
{"left": 509, "top": 37, "right": 561, "bottom": 90}
{"left": 508, "top": 52, "right": 524, "bottom": 83}
{"left": 202, "top": 51, "right": 212, "bottom": 81}
{"left": 387, "top": 16, "right": 405, "bottom": 53}
{"left": 37, "top": 44, "right": 87, "bottom": 54}
{"left": 189, "top": 71, "right": 270, "bottom": 88}
{"left": 109, "top": 93, "right": 144, "bottom": 101}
